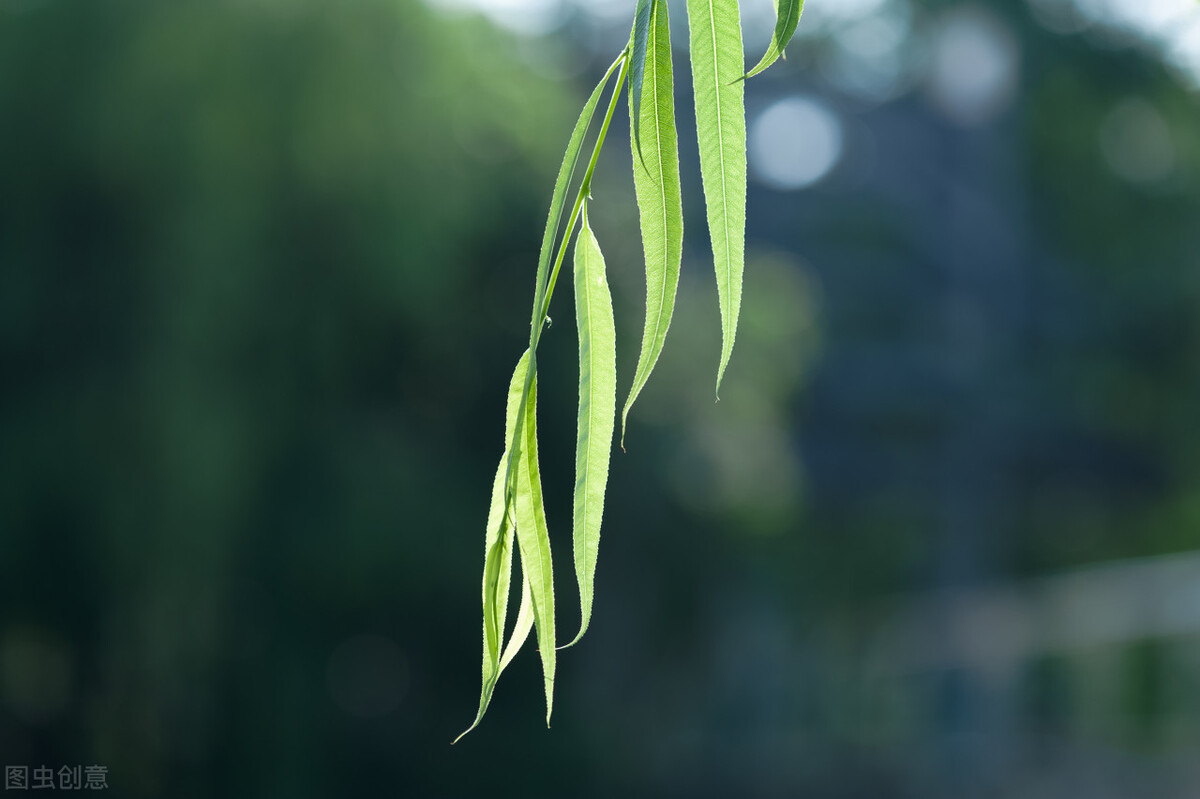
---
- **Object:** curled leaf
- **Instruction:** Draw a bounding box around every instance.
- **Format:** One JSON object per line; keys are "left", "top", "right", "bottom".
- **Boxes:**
{"left": 512, "top": 370, "right": 556, "bottom": 725}
{"left": 744, "top": 0, "right": 804, "bottom": 80}
{"left": 628, "top": 0, "right": 655, "bottom": 159}
{"left": 500, "top": 568, "right": 534, "bottom": 672}
{"left": 455, "top": 350, "right": 531, "bottom": 743}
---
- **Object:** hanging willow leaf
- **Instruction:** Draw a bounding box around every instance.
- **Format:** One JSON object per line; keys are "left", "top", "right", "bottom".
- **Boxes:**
{"left": 686, "top": 0, "right": 746, "bottom": 397}
{"left": 512, "top": 370, "right": 556, "bottom": 725}
{"left": 507, "top": 53, "right": 626, "bottom": 519}
{"left": 458, "top": 51, "right": 630, "bottom": 746}
{"left": 622, "top": 0, "right": 683, "bottom": 446}
{"left": 529, "top": 54, "right": 625, "bottom": 348}
{"left": 565, "top": 202, "right": 616, "bottom": 647}
{"left": 628, "top": 0, "right": 655, "bottom": 159}
{"left": 461, "top": 0, "right": 810, "bottom": 741}
{"left": 455, "top": 350, "right": 531, "bottom": 744}
{"left": 744, "top": 0, "right": 804, "bottom": 80}
{"left": 500, "top": 569, "right": 534, "bottom": 671}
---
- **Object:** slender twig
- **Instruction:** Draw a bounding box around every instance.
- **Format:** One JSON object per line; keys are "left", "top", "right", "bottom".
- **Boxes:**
{"left": 498, "top": 47, "right": 631, "bottom": 537}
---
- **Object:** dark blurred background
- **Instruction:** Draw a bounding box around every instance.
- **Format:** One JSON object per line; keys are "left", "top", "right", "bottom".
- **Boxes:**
{"left": 2, "top": 0, "right": 1199, "bottom": 796}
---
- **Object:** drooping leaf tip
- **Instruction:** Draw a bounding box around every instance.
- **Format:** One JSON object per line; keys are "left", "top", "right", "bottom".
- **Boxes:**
{"left": 715, "top": 358, "right": 730, "bottom": 401}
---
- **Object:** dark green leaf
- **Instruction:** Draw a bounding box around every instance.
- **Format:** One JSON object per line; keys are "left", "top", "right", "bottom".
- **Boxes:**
{"left": 628, "top": 0, "right": 655, "bottom": 157}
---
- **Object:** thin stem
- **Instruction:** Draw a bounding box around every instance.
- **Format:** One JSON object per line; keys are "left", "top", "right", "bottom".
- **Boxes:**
{"left": 528, "top": 50, "right": 626, "bottom": 349}
{"left": 499, "top": 48, "right": 631, "bottom": 518}
{"left": 534, "top": 49, "right": 630, "bottom": 347}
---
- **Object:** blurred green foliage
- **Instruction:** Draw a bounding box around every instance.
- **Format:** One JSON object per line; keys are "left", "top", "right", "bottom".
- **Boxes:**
{"left": 0, "top": 0, "right": 579, "bottom": 794}
{"left": 2, "top": 0, "right": 1200, "bottom": 796}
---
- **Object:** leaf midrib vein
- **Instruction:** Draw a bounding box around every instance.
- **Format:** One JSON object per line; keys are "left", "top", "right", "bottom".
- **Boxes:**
{"left": 644, "top": 8, "right": 671, "bottom": 384}
{"left": 577, "top": 226, "right": 603, "bottom": 614}
{"left": 706, "top": 0, "right": 731, "bottom": 354}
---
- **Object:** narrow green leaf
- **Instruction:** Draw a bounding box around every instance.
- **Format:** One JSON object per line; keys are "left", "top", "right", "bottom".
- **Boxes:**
{"left": 565, "top": 203, "right": 616, "bottom": 647}
{"left": 455, "top": 350, "right": 530, "bottom": 744}
{"left": 500, "top": 568, "right": 534, "bottom": 672}
{"left": 504, "top": 54, "right": 626, "bottom": 538}
{"left": 621, "top": 0, "right": 683, "bottom": 445}
{"left": 744, "top": 0, "right": 804, "bottom": 79}
{"left": 512, "top": 371, "right": 556, "bottom": 725}
{"left": 628, "top": 0, "right": 655, "bottom": 157}
{"left": 686, "top": 0, "right": 746, "bottom": 397}
{"left": 529, "top": 54, "right": 624, "bottom": 349}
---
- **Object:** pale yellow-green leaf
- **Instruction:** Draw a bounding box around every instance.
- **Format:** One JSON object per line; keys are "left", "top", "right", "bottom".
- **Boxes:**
{"left": 566, "top": 203, "right": 616, "bottom": 647}
{"left": 529, "top": 55, "right": 624, "bottom": 349}
{"left": 512, "top": 370, "right": 556, "bottom": 725}
{"left": 622, "top": 0, "right": 683, "bottom": 445}
{"left": 686, "top": 0, "right": 746, "bottom": 396}
{"left": 455, "top": 349, "right": 530, "bottom": 743}
{"left": 500, "top": 569, "right": 534, "bottom": 672}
